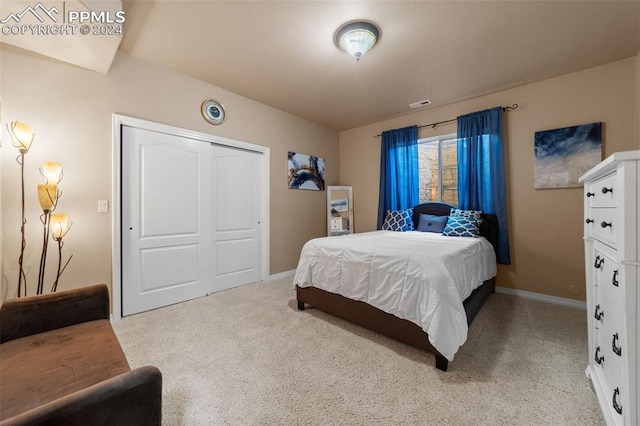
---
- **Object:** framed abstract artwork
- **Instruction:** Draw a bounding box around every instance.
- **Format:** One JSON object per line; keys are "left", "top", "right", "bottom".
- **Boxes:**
{"left": 288, "top": 151, "right": 326, "bottom": 190}
{"left": 534, "top": 122, "right": 602, "bottom": 189}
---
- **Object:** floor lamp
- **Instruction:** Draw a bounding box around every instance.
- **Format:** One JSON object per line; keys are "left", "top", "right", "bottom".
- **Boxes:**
{"left": 37, "top": 162, "right": 62, "bottom": 295}
{"left": 50, "top": 213, "right": 72, "bottom": 293}
{"left": 8, "top": 121, "right": 35, "bottom": 298}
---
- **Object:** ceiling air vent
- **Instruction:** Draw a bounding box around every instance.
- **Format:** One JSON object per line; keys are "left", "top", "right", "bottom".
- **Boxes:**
{"left": 409, "top": 99, "right": 432, "bottom": 109}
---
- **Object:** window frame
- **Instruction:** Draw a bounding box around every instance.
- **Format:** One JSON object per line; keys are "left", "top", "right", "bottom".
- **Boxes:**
{"left": 417, "top": 132, "right": 457, "bottom": 205}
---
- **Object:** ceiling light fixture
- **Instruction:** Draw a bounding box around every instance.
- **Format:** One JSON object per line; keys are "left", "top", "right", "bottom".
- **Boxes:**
{"left": 335, "top": 21, "right": 380, "bottom": 61}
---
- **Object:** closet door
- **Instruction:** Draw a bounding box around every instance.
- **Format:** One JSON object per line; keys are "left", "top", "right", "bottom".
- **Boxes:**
{"left": 210, "top": 145, "right": 261, "bottom": 292}
{"left": 122, "top": 126, "right": 212, "bottom": 316}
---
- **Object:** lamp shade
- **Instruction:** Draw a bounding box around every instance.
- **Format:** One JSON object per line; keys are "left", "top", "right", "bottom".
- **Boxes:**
{"left": 38, "top": 184, "right": 57, "bottom": 211}
{"left": 336, "top": 21, "right": 380, "bottom": 61}
{"left": 42, "top": 162, "right": 63, "bottom": 184}
{"left": 8, "top": 121, "right": 34, "bottom": 152}
{"left": 51, "top": 213, "right": 70, "bottom": 240}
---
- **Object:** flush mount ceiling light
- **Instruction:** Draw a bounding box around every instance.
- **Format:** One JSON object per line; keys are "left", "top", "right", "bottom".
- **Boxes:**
{"left": 335, "top": 21, "right": 380, "bottom": 61}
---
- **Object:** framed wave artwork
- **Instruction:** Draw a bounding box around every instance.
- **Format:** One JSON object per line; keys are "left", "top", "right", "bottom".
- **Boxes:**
{"left": 534, "top": 122, "right": 602, "bottom": 189}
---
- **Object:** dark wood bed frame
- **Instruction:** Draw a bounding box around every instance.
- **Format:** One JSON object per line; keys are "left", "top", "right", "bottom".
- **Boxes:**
{"left": 296, "top": 202, "right": 498, "bottom": 372}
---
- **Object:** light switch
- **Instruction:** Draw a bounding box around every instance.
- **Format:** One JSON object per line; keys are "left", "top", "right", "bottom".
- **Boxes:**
{"left": 98, "top": 200, "right": 109, "bottom": 213}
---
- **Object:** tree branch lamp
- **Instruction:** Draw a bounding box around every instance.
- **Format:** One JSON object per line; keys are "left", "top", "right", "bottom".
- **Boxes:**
{"left": 8, "top": 121, "right": 35, "bottom": 297}
{"left": 50, "top": 212, "right": 72, "bottom": 293}
{"left": 36, "top": 165, "right": 61, "bottom": 295}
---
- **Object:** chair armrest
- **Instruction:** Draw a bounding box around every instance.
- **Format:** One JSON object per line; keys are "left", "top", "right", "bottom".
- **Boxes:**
{"left": 0, "top": 284, "right": 110, "bottom": 343}
{"left": 0, "top": 366, "right": 162, "bottom": 426}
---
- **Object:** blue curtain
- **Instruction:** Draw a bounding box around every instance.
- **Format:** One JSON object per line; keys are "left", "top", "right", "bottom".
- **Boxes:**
{"left": 377, "top": 125, "right": 420, "bottom": 229}
{"left": 457, "top": 107, "right": 510, "bottom": 264}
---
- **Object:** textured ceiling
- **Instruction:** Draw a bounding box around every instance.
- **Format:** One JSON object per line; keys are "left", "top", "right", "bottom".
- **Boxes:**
{"left": 119, "top": 1, "right": 640, "bottom": 131}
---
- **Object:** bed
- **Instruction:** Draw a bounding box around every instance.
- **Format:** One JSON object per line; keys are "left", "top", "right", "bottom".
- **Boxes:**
{"left": 293, "top": 202, "right": 498, "bottom": 371}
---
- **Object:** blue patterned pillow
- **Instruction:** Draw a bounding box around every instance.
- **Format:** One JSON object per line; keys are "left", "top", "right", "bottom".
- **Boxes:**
{"left": 450, "top": 208, "right": 483, "bottom": 219}
{"left": 382, "top": 208, "right": 414, "bottom": 232}
{"left": 442, "top": 215, "right": 482, "bottom": 237}
{"left": 416, "top": 214, "right": 448, "bottom": 233}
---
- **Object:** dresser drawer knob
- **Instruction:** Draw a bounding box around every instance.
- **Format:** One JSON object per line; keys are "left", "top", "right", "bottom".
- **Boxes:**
{"left": 600, "top": 221, "right": 612, "bottom": 228}
{"left": 594, "top": 346, "right": 604, "bottom": 365}
{"left": 612, "top": 269, "right": 619, "bottom": 287}
{"left": 613, "top": 388, "right": 623, "bottom": 415}
{"left": 585, "top": 218, "right": 594, "bottom": 224}
{"left": 594, "top": 304, "right": 604, "bottom": 321}
{"left": 612, "top": 333, "right": 622, "bottom": 356}
{"left": 594, "top": 256, "right": 604, "bottom": 268}
{"left": 601, "top": 187, "right": 613, "bottom": 194}
{"left": 586, "top": 192, "right": 595, "bottom": 198}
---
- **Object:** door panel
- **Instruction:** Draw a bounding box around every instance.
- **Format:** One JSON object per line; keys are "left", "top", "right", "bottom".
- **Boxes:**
{"left": 122, "top": 126, "right": 211, "bottom": 316}
{"left": 215, "top": 239, "right": 255, "bottom": 275}
{"left": 211, "top": 145, "right": 261, "bottom": 292}
{"left": 140, "top": 245, "right": 200, "bottom": 292}
{"left": 140, "top": 144, "right": 200, "bottom": 237}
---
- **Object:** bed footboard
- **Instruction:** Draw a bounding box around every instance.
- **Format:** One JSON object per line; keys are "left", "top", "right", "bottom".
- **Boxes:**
{"left": 296, "top": 277, "right": 495, "bottom": 372}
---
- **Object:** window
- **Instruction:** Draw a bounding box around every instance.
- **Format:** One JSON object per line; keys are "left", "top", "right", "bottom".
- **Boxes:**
{"left": 417, "top": 133, "right": 458, "bottom": 206}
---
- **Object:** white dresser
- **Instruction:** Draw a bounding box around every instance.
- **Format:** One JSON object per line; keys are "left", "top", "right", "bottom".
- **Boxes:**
{"left": 579, "top": 150, "right": 639, "bottom": 426}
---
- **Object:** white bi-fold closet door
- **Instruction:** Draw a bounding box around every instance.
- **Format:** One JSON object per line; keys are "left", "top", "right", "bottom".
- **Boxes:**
{"left": 121, "top": 125, "right": 262, "bottom": 316}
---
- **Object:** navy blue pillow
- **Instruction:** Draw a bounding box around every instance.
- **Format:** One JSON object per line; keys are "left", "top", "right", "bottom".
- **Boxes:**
{"left": 416, "top": 214, "right": 448, "bottom": 233}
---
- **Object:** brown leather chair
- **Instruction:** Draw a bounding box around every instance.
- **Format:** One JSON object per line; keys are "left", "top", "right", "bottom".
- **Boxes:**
{"left": 0, "top": 284, "right": 162, "bottom": 425}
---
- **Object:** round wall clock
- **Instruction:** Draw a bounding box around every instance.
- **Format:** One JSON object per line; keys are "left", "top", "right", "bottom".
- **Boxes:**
{"left": 201, "top": 99, "right": 226, "bottom": 125}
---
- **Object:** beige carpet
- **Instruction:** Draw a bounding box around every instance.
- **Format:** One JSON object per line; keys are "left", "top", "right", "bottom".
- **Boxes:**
{"left": 113, "top": 278, "right": 604, "bottom": 425}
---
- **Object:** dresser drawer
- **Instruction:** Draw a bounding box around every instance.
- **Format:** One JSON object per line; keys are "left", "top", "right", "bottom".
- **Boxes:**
{"left": 586, "top": 208, "right": 617, "bottom": 247}
{"left": 592, "top": 327, "right": 623, "bottom": 388}
{"left": 586, "top": 171, "right": 617, "bottom": 208}
{"left": 591, "top": 326, "right": 625, "bottom": 426}
{"left": 600, "top": 302, "right": 625, "bottom": 376}
{"left": 592, "top": 241, "right": 625, "bottom": 309}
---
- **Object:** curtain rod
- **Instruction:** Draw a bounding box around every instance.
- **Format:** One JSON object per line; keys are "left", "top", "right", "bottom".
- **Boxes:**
{"left": 374, "top": 104, "right": 519, "bottom": 137}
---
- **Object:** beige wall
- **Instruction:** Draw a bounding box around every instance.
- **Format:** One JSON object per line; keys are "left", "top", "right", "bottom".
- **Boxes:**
{"left": 339, "top": 57, "right": 638, "bottom": 301}
{"left": 0, "top": 46, "right": 339, "bottom": 302}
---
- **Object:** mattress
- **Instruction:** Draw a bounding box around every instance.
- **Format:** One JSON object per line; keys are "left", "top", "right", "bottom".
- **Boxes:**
{"left": 293, "top": 230, "right": 497, "bottom": 360}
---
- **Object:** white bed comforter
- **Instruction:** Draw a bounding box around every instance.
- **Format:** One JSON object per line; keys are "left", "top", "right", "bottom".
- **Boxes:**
{"left": 293, "top": 230, "right": 497, "bottom": 361}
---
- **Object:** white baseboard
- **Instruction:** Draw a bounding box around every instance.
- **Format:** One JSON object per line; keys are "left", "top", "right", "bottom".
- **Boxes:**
{"left": 267, "top": 269, "right": 295, "bottom": 281}
{"left": 495, "top": 286, "right": 586, "bottom": 310}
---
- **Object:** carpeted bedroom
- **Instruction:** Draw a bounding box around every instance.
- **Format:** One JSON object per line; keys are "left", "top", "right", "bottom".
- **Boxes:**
{"left": 112, "top": 277, "right": 603, "bottom": 425}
